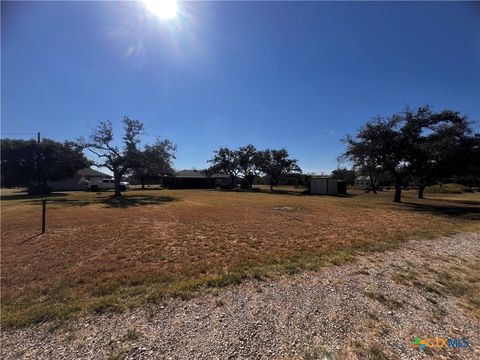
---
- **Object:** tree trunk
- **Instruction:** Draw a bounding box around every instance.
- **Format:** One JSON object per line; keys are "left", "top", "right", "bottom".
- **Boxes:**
{"left": 231, "top": 175, "right": 235, "bottom": 189}
{"left": 418, "top": 181, "right": 426, "bottom": 199}
{"left": 141, "top": 177, "right": 145, "bottom": 190}
{"left": 369, "top": 174, "right": 377, "bottom": 194}
{"left": 114, "top": 173, "right": 122, "bottom": 197}
{"left": 393, "top": 174, "right": 402, "bottom": 203}
{"left": 247, "top": 174, "right": 255, "bottom": 190}
{"left": 270, "top": 180, "right": 274, "bottom": 191}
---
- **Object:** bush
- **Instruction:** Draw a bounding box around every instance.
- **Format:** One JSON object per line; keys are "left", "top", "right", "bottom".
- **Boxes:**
{"left": 425, "top": 183, "right": 473, "bottom": 194}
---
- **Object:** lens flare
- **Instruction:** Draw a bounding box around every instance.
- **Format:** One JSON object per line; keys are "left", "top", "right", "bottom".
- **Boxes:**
{"left": 143, "top": 0, "right": 178, "bottom": 20}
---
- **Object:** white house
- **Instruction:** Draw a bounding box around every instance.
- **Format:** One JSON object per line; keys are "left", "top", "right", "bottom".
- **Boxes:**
{"left": 354, "top": 176, "right": 375, "bottom": 189}
{"left": 48, "top": 168, "right": 111, "bottom": 191}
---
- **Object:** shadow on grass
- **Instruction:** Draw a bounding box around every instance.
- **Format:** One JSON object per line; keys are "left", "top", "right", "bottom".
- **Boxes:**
{"left": 1, "top": 192, "right": 69, "bottom": 201}
{"left": 310, "top": 193, "right": 358, "bottom": 198}
{"left": 249, "top": 188, "right": 307, "bottom": 196}
{"left": 17, "top": 233, "right": 45, "bottom": 244}
{"left": 29, "top": 195, "right": 178, "bottom": 208}
{"left": 128, "top": 187, "right": 165, "bottom": 191}
{"left": 101, "top": 195, "right": 177, "bottom": 208}
{"left": 402, "top": 201, "right": 480, "bottom": 220}
{"left": 425, "top": 197, "right": 480, "bottom": 206}
{"left": 255, "top": 189, "right": 359, "bottom": 198}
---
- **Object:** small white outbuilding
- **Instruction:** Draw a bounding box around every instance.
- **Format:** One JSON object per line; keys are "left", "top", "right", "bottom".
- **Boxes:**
{"left": 310, "top": 176, "right": 338, "bottom": 195}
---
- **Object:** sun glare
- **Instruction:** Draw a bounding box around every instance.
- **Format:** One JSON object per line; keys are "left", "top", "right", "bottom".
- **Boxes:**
{"left": 143, "top": 0, "right": 178, "bottom": 21}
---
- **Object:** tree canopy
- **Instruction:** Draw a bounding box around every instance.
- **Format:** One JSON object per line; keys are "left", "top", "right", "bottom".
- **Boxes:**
{"left": 342, "top": 105, "right": 475, "bottom": 202}
{"left": 207, "top": 147, "right": 241, "bottom": 188}
{"left": 207, "top": 146, "right": 301, "bottom": 190}
{"left": 1, "top": 138, "right": 89, "bottom": 193}
{"left": 331, "top": 168, "right": 356, "bottom": 185}
{"left": 258, "top": 148, "right": 302, "bottom": 191}
{"left": 80, "top": 117, "right": 143, "bottom": 196}
{"left": 79, "top": 116, "right": 176, "bottom": 197}
{"left": 237, "top": 144, "right": 263, "bottom": 189}
{"left": 131, "top": 138, "right": 177, "bottom": 188}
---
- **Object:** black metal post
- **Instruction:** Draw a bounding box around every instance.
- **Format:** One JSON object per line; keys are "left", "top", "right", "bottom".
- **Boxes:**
{"left": 41, "top": 198, "right": 46, "bottom": 234}
{"left": 37, "top": 131, "right": 43, "bottom": 193}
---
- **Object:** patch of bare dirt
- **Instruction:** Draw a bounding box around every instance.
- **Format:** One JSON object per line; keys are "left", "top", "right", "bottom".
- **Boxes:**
{"left": 2, "top": 232, "right": 479, "bottom": 359}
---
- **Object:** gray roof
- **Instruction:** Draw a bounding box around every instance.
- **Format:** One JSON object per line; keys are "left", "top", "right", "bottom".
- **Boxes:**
{"left": 355, "top": 176, "right": 370, "bottom": 181}
{"left": 176, "top": 170, "right": 230, "bottom": 179}
{"left": 77, "top": 168, "right": 110, "bottom": 177}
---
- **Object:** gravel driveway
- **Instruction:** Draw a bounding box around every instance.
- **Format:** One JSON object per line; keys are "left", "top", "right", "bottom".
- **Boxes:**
{"left": 2, "top": 232, "right": 479, "bottom": 359}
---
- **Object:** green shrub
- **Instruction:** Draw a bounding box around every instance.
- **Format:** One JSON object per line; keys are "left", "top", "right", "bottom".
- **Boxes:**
{"left": 425, "top": 183, "right": 473, "bottom": 194}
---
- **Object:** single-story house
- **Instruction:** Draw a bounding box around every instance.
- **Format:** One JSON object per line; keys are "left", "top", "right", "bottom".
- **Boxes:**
{"left": 354, "top": 176, "right": 376, "bottom": 190}
{"left": 167, "top": 170, "right": 231, "bottom": 189}
{"left": 48, "top": 168, "right": 111, "bottom": 191}
{"left": 310, "top": 176, "right": 346, "bottom": 195}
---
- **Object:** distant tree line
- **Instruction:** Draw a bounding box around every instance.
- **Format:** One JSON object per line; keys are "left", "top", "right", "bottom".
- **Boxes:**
{"left": 207, "top": 145, "right": 301, "bottom": 190}
{"left": 1, "top": 117, "right": 176, "bottom": 196}
{"left": 1, "top": 139, "right": 90, "bottom": 194}
{"left": 2, "top": 106, "right": 478, "bottom": 200}
{"left": 341, "top": 105, "right": 480, "bottom": 202}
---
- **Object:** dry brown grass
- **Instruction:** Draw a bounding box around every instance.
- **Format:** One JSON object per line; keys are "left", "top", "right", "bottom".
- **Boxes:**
{"left": 1, "top": 187, "right": 479, "bottom": 327}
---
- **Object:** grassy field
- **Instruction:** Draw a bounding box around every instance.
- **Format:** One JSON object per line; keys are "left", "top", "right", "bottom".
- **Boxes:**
{"left": 1, "top": 187, "right": 479, "bottom": 328}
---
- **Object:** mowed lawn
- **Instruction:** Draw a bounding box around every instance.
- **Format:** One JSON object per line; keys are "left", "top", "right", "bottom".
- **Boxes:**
{"left": 1, "top": 187, "right": 479, "bottom": 327}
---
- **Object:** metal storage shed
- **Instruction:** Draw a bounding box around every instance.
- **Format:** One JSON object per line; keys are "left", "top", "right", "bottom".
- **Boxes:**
{"left": 310, "top": 177, "right": 338, "bottom": 195}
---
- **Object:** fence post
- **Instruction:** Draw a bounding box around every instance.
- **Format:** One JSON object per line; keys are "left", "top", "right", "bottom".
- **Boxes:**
{"left": 41, "top": 198, "right": 46, "bottom": 234}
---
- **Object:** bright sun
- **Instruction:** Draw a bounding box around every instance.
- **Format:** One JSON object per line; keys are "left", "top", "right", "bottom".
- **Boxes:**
{"left": 143, "top": 0, "right": 178, "bottom": 20}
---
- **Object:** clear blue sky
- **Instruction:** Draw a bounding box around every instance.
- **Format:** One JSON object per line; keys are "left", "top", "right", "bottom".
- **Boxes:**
{"left": 2, "top": 1, "right": 479, "bottom": 173}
